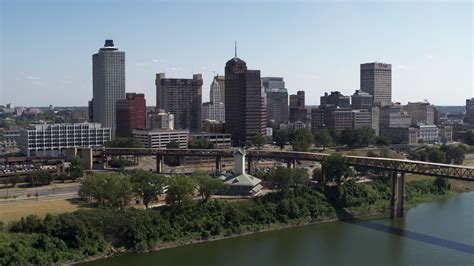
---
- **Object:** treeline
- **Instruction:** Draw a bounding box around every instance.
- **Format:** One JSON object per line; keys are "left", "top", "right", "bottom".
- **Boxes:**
{"left": 408, "top": 144, "right": 469, "bottom": 165}
{"left": 0, "top": 174, "right": 454, "bottom": 265}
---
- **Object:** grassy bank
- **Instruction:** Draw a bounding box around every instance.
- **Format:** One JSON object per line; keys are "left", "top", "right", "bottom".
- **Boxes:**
{"left": 0, "top": 178, "right": 471, "bottom": 265}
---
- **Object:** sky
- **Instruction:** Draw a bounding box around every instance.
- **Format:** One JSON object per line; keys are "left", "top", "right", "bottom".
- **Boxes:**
{"left": 1, "top": 0, "right": 472, "bottom": 107}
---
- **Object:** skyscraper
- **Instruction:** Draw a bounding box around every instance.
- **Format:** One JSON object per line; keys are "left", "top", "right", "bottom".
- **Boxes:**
{"left": 214, "top": 75, "right": 226, "bottom": 104}
{"left": 116, "top": 93, "right": 146, "bottom": 138}
{"left": 225, "top": 48, "right": 266, "bottom": 146}
{"left": 155, "top": 73, "right": 202, "bottom": 131}
{"left": 289, "top": 91, "right": 306, "bottom": 123}
{"left": 360, "top": 62, "right": 392, "bottom": 105}
{"left": 465, "top": 98, "right": 474, "bottom": 124}
{"left": 262, "top": 77, "right": 289, "bottom": 124}
{"left": 202, "top": 76, "right": 225, "bottom": 122}
{"left": 92, "top": 40, "right": 125, "bottom": 136}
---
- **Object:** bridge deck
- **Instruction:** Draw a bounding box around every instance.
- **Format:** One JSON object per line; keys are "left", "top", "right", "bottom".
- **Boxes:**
{"left": 98, "top": 148, "right": 474, "bottom": 181}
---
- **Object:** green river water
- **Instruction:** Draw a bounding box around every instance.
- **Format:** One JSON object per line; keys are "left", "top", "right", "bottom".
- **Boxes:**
{"left": 83, "top": 192, "right": 474, "bottom": 266}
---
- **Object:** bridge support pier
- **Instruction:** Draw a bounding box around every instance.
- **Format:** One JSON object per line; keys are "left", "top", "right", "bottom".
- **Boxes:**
{"left": 81, "top": 148, "right": 93, "bottom": 170}
{"left": 390, "top": 171, "right": 405, "bottom": 218}
{"left": 247, "top": 157, "right": 253, "bottom": 173}
{"left": 287, "top": 159, "right": 296, "bottom": 169}
{"left": 215, "top": 156, "right": 222, "bottom": 174}
{"left": 156, "top": 155, "right": 165, "bottom": 174}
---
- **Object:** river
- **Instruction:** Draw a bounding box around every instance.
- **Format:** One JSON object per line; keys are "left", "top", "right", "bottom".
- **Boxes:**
{"left": 83, "top": 192, "right": 474, "bottom": 266}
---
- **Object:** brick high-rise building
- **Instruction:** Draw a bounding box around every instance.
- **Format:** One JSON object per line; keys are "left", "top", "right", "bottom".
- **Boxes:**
{"left": 225, "top": 49, "right": 266, "bottom": 146}
{"left": 116, "top": 93, "right": 146, "bottom": 138}
{"left": 289, "top": 91, "right": 307, "bottom": 123}
{"left": 360, "top": 62, "right": 392, "bottom": 105}
{"left": 92, "top": 40, "right": 125, "bottom": 136}
{"left": 155, "top": 73, "right": 203, "bottom": 131}
{"left": 262, "top": 77, "right": 288, "bottom": 124}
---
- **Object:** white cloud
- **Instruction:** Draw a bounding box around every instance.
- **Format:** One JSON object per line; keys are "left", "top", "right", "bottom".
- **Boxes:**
{"left": 26, "top": 76, "right": 41, "bottom": 80}
{"left": 426, "top": 55, "right": 434, "bottom": 60}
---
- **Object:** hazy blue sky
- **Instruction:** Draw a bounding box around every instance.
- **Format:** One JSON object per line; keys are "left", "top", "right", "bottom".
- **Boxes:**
{"left": 1, "top": 0, "right": 472, "bottom": 107}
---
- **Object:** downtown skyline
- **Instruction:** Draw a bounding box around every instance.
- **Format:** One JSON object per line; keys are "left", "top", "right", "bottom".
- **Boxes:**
{"left": 1, "top": 0, "right": 472, "bottom": 106}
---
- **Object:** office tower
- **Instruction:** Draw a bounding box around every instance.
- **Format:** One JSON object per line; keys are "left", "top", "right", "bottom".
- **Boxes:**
{"left": 465, "top": 98, "right": 474, "bottom": 124}
{"left": 116, "top": 93, "right": 146, "bottom": 138}
{"left": 155, "top": 73, "right": 203, "bottom": 131}
{"left": 19, "top": 123, "right": 111, "bottom": 157}
{"left": 214, "top": 75, "right": 226, "bottom": 104}
{"left": 262, "top": 77, "right": 288, "bottom": 124}
{"left": 351, "top": 90, "right": 374, "bottom": 110}
{"left": 92, "top": 40, "right": 126, "bottom": 136}
{"left": 360, "top": 62, "right": 392, "bottom": 105}
{"left": 289, "top": 91, "right": 307, "bottom": 123}
{"left": 320, "top": 91, "right": 351, "bottom": 108}
{"left": 202, "top": 76, "right": 225, "bottom": 122}
{"left": 404, "top": 102, "right": 435, "bottom": 125}
{"left": 225, "top": 49, "right": 266, "bottom": 146}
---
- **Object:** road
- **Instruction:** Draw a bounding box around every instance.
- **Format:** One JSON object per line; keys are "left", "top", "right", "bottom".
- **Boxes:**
{"left": 0, "top": 183, "right": 80, "bottom": 204}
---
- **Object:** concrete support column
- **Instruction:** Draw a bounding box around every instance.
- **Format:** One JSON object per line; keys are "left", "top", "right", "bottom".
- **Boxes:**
{"left": 81, "top": 148, "right": 93, "bottom": 170}
{"left": 215, "top": 156, "right": 222, "bottom": 174}
{"left": 247, "top": 157, "right": 253, "bottom": 173}
{"left": 156, "top": 155, "right": 165, "bottom": 174}
{"left": 390, "top": 171, "right": 405, "bottom": 218}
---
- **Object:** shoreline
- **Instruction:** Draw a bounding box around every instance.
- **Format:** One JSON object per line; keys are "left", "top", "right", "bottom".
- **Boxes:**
{"left": 75, "top": 191, "right": 467, "bottom": 265}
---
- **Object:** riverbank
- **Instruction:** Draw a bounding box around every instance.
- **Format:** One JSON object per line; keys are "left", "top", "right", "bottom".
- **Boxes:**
{"left": 78, "top": 190, "right": 464, "bottom": 265}
{"left": 1, "top": 179, "right": 471, "bottom": 265}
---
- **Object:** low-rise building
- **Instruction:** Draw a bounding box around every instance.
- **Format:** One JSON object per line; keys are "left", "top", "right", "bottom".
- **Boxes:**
{"left": 19, "top": 123, "right": 111, "bottom": 157}
{"left": 133, "top": 129, "right": 189, "bottom": 149}
{"left": 0, "top": 128, "right": 20, "bottom": 155}
{"left": 147, "top": 109, "right": 174, "bottom": 130}
{"left": 221, "top": 149, "right": 262, "bottom": 196}
{"left": 190, "top": 132, "right": 232, "bottom": 148}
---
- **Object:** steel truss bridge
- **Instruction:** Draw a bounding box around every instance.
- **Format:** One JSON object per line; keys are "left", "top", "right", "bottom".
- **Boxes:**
{"left": 98, "top": 148, "right": 474, "bottom": 181}
{"left": 82, "top": 147, "right": 473, "bottom": 219}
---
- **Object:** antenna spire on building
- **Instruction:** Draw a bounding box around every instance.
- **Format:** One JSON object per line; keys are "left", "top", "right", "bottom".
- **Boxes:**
{"left": 234, "top": 41, "right": 237, "bottom": 58}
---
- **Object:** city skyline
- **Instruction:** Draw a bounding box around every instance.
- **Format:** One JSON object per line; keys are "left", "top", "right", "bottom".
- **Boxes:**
{"left": 1, "top": 0, "right": 472, "bottom": 106}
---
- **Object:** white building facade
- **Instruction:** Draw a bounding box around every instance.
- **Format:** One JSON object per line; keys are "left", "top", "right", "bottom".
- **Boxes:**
{"left": 19, "top": 123, "right": 111, "bottom": 157}
{"left": 133, "top": 129, "right": 189, "bottom": 149}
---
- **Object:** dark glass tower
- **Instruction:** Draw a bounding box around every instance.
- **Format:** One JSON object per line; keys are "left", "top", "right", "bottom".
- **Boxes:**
{"left": 224, "top": 48, "right": 266, "bottom": 146}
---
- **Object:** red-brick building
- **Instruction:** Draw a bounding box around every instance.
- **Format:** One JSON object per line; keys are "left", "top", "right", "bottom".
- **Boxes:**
{"left": 116, "top": 93, "right": 146, "bottom": 138}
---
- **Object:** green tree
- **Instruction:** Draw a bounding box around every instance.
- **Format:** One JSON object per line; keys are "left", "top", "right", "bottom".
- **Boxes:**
{"left": 312, "top": 168, "right": 322, "bottom": 181}
{"left": 273, "top": 129, "right": 289, "bottom": 150}
{"left": 291, "top": 129, "right": 313, "bottom": 151}
{"left": 193, "top": 172, "right": 227, "bottom": 202}
{"left": 440, "top": 145, "right": 465, "bottom": 165}
{"left": 269, "top": 167, "right": 293, "bottom": 192}
{"left": 291, "top": 168, "right": 309, "bottom": 187}
{"left": 357, "top": 127, "right": 376, "bottom": 147}
{"left": 79, "top": 173, "right": 132, "bottom": 209}
{"left": 426, "top": 148, "right": 447, "bottom": 163}
{"left": 314, "top": 129, "right": 332, "bottom": 150}
{"left": 250, "top": 134, "right": 267, "bottom": 149}
{"left": 464, "top": 131, "right": 474, "bottom": 145}
{"left": 321, "top": 153, "right": 350, "bottom": 184}
{"left": 433, "top": 177, "right": 450, "bottom": 194}
{"left": 375, "top": 136, "right": 391, "bottom": 146}
{"left": 130, "top": 170, "right": 167, "bottom": 208}
{"left": 69, "top": 156, "right": 84, "bottom": 180}
{"left": 188, "top": 137, "right": 214, "bottom": 149}
{"left": 339, "top": 128, "right": 360, "bottom": 148}
{"left": 165, "top": 175, "right": 195, "bottom": 206}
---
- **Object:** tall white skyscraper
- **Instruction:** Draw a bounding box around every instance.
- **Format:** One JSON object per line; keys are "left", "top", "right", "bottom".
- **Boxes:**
{"left": 202, "top": 76, "right": 225, "bottom": 123}
{"left": 92, "top": 40, "right": 125, "bottom": 136}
